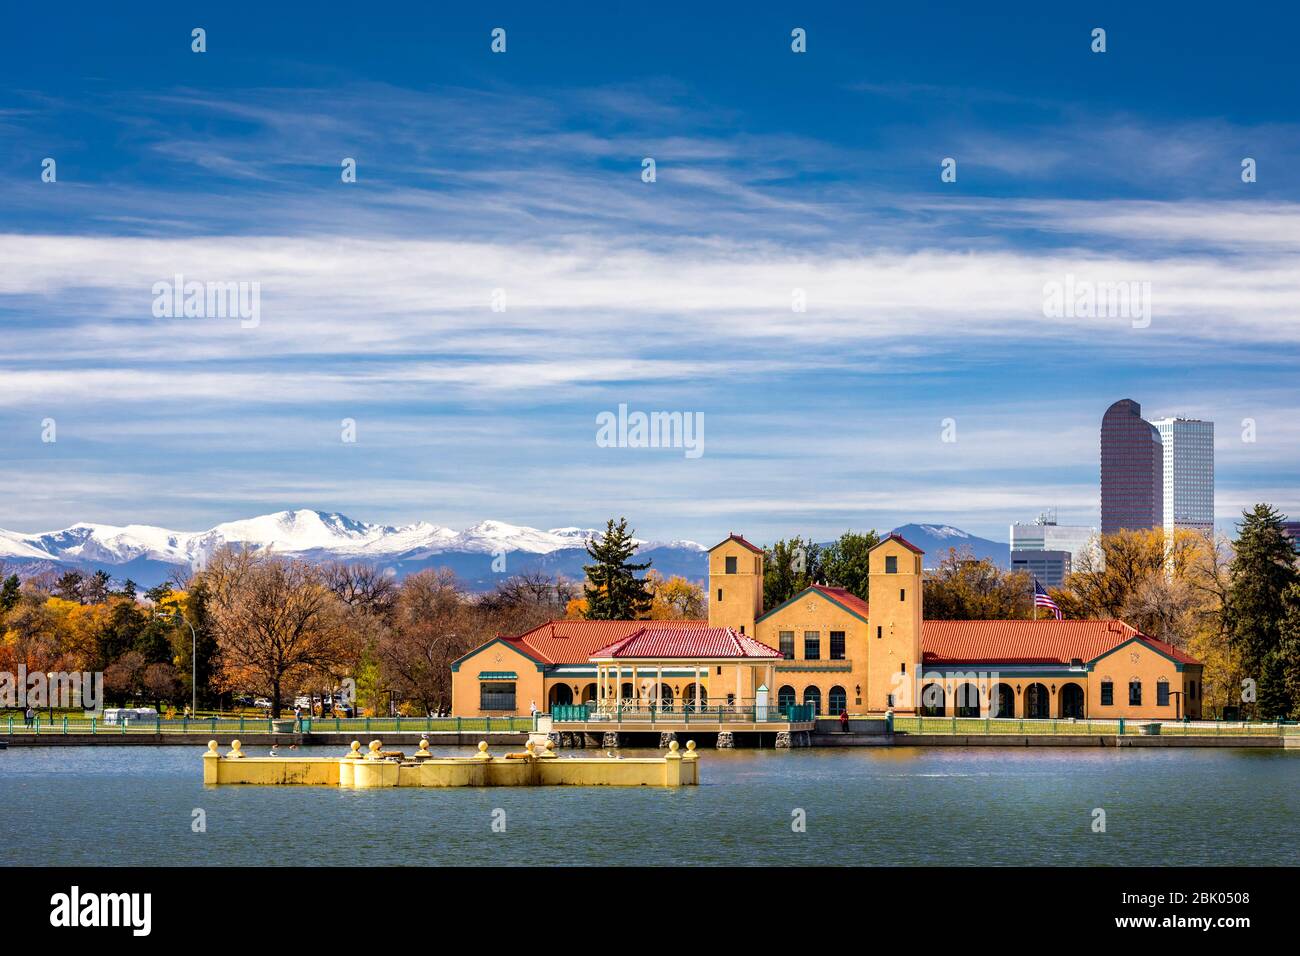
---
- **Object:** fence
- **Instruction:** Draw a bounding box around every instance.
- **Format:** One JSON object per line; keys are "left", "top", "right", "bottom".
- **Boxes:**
{"left": 890, "top": 715, "right": 1300, "bottom": 737}
{"left": 1, "top": 714, "right": 536, "bottom": 736}
{"left": 550, "top": 700, "right": 815, "bottom": 724}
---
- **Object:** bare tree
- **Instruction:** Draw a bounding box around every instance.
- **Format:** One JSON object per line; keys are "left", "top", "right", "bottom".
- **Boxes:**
{"left": 201, "top": 547, "right": 351, "bottom": 717}
{"left": 379, "top": 568, "right": 473, "bottom": 715}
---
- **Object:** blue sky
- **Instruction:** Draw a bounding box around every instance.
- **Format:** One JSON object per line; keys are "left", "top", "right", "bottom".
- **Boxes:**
{"left": 1, "top": 1, "right": 1297, "bottom": 542}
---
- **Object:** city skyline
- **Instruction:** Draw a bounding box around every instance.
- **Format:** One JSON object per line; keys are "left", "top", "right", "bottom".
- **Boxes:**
{"left": 2, "top": 3, "right": 1298, "bottom": 543}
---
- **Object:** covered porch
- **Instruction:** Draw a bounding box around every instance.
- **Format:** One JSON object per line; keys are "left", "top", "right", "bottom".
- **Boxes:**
{"left": 550, "top": 625, "right": 814, "bottom": 731}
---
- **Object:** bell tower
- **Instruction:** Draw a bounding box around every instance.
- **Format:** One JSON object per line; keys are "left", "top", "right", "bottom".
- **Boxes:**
{"left": 707, "top": 534, "right": 764, "bottom": 635}
{"left": 865, "top": 534, "right": 924, "bottom": 713}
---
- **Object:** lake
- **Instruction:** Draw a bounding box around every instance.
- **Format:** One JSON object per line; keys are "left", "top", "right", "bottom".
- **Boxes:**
{"left": 1, "top": 745, "right": 1296, "bottom": 866}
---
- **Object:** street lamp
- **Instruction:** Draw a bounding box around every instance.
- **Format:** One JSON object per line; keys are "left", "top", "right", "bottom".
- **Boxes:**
{"left": 158, "top": 609, "right": 198, "bottom": 716}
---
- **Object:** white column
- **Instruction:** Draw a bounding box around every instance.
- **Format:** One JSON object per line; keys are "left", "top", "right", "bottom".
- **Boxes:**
{"left": 632, "top": 666, "right": 638, "bottom": 708}
{"left": 736, "top": 664, "right": 743, "bottom": 703}
{"left": 695, "top": 666, "right": 702, "bottom": 710}
{"left": 656, "top": 665, "right": 663, "bottom": 711}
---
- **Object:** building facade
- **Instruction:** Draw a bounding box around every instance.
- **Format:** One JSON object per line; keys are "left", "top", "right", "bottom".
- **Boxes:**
{"left": 1101, "top": 399, "right": 1164, "bottom": 535}
{"left": 1010, "top": 512, "right": 1098, "bottom": 570}
{"left": 1009, "top": 549, "right": 1071, "bottom": 589}
{"left": 451, "top": 532, "right": 1202, "bottom": 720}
{"left": 1152, "top": 416, "right": 1215, "bottom": 536}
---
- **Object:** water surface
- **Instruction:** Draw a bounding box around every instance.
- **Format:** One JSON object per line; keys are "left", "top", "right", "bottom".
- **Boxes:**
{"left": 1, "top": 745, "right": 1295, "bottom": 865}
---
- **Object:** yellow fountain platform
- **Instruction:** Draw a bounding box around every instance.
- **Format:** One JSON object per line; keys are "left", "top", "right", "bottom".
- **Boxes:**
{"left": 202, "top": 738, "right": 700, "bottom": 788}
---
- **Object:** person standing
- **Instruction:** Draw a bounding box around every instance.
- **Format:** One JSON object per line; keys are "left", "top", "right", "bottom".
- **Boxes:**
{"left": 25, "top": 705, "right": 35, "bottom": 728}
{"left": 839, "top": 709, "right": 850, "bottom": 733}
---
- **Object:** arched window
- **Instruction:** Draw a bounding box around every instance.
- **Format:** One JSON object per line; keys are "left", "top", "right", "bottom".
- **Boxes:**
{"left": 777, "top": 685, "right": 797, "bottom": 713}
{"left": 1058, "top": 682, "right": 1085, "bottom": 718}
{"left": 580, "top": 683, "right": 597, "bottom": 704}
{"left": 828, "top": 686, "right": 847, "bottom": 715}
{"left": 1024, "top": 683, "right": 1049, "bottom": 719}
{"left": 991, "top": 683, "right": 1014, "bottom": 718}
{"left": 683, "top": 683, "right": 707, "bottom": 710}
{"left": 920, "top": 683, "right": 945, "bottom": 717}
{"left": 803, "top": 686, "right": 822, "bottom": 716}
{"left": 954, "top": 682, "right": 981, "bottom": 718}
{"left": 548, "top": 684, "right": 573, "bottom": 708}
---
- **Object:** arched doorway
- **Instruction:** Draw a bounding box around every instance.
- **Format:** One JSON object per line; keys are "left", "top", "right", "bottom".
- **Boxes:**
{"left": 920, "top": 683, "right": 946, "bottom": 717}
{"left": 1024, "top": 683, "right": 1049, "bottom": 719}
{"left": 991, "top": 683, "right": 1015, "bottom": 718}
{"left": 580, "top": 683, "right": 597, "bottom": 704}
{"left": 651, "top": 683, "right": 674, "bottom": 712}
{"left": 777, "top": 685, "right": 796, "bottom": 714}
{"left": 828, "top": 685, "right": 847, "bottom": 715}
{"left": 803, "top": 686, "right": 822, "bottom": 716}
{"left": 619, "top": 682, "right": 633, "bottom": 704}
{"left": 548, "top": 684, "right": 573, "bottom": 709}
{"left": 954, "top": 682, "right": 981, "bottom": 718}
{"left": 682, "top": 683, "right": 707, "bottom": 711}
{"left": 1059, "top": 682, "right": 1084, "bottom": 718}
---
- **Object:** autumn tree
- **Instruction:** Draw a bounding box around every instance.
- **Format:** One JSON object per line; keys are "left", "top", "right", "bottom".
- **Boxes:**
{"left": 378, "top": 568, "right": 471, "bottom": 715}
{"left": 923, "top": 549, "right": 1033, "bottom": 620}
{"left": 645, "top": 570, "right": 705, "bottom": 620}
{"left": 201, "top": 547, "right": 351, "bottom": 717}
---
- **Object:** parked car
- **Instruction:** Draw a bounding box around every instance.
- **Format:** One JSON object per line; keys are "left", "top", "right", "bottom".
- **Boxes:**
{"left": 253, "top": 698, "right": 272, "bottom": 709}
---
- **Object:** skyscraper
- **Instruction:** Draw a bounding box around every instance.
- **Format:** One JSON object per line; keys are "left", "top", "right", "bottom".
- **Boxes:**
{"left": 1100, "top": 399, "right": 1163, "bottom": 535}
{"left": 1151, "top": 417, "right": 1215, "bottom": 536}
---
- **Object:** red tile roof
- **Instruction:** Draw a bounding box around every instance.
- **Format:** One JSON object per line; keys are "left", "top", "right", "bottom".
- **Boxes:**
{"left": 709, "top": 533, "right": 764, "bottom": 555}
{"left": 878, "top": 532, "right": 925, "bottom": 554}
{"left": 811, "top": 585, "right": 870, "bottom": 619}
{"left": 590, "top": 624, "right": 782, "bottom": 661}
{"left": 503, "top": 619, "right": 711, "bottom": 665}
{"left": 921, "top": 620, "right": 1200, "bottom": 667}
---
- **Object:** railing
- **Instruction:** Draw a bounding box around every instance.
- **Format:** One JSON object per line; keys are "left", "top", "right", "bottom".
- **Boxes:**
{"left": 890, "top": 715, "right": 1300, "bottom": 737}
{"left": 0, "top": 714, "right": 536, "bottom": 735}
{"left": 550, "top": 700, "right": 815, "bottom": 724}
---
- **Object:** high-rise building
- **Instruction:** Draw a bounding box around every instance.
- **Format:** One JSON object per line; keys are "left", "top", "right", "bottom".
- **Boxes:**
{"left": 1100, "top": 399, "right": 1163, "bottom": 535}
{"left": 1010, "top": 511, "right": 1098, "bottom": 573}
{"left": 1151, "top": 417, "right": 1215, "bottom": 536}
{"left": 1010, "top": 549, "right": 1072, "bottom": 589}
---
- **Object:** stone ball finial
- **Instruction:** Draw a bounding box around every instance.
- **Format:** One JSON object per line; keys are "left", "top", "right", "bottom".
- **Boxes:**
{"left": 686, "top": 740, "right": 697, "bottom": 751}
{"left": 544, "top": 740, "right": 555, "bottom": 751}
{"left": 207, "top": 740, "right": 218, "bottom": 754}
{"left": 228, "top": 740, "right": 244, "bottom": 758}
{"left": 418, "top": 739, "right": 430, "bottom": 753}
{"left": 669, "top": 740, "right": 680, "bottom": 752}
{"left": 369, "top": 739, "right": 382, "bottom": 753}
{"left": 525, "top": 740, "right": 536, "bottom": 754}
{"left": 350, "top": 740, "right": 362, "bottom": 754}
{"left": 477, "top": 741, "right": 489, "bottom": 753}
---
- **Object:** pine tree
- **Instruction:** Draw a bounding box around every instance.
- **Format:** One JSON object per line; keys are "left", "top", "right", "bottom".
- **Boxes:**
{"left": 1226, "top": 504, "right": 1300, "bottom": 718}
{"left": 582, "top": 518, "right": 652, "bottom": 620}
{"left": 0, "top": 573, "right": 20, "bottom": 612}
{"left": 53, "top": 570, "right": 85, "bottom": 603}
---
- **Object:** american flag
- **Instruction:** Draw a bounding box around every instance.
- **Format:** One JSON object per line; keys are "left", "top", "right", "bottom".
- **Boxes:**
{"left": 1034, "top": 579, "right": 1062, "bottom": 620}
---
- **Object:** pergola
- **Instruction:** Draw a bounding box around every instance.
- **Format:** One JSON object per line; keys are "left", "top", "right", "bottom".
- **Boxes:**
{"left": 587, "top": 625, "right": 782, "bottom": 713}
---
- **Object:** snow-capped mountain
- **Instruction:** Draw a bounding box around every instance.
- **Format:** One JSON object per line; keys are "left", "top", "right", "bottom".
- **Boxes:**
{"left": 889, "top": 523, "right": 1009, "bottom": 567}
{"left": 0, "top": 510, "right": 708, "bottom": 589}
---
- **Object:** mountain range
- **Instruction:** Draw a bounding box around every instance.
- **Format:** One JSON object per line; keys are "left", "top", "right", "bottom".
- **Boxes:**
{"left": 0, "top": 510, "right": 1009, "bottom": 590}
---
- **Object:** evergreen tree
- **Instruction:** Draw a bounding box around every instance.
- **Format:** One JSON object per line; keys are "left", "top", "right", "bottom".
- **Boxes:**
{"left": 821, "top": 530, "right": 880, "bottom": 601}
{"left": 582, "top": 518, "right": 653, "bottom": 620}
{"left": 53, "top": 570, "right": 85, "bottom": 603}
{"left": 0, "top": 573, "right": 20, "bottom": 612}
{"left": 84, "top": 569, "right": 112, "bottom": 604}
{"left": 763, "top": 536, "right": 822, "bottom": 608}
{"left": 1226, "top": 504, "right": 1300, "bottom": 718}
